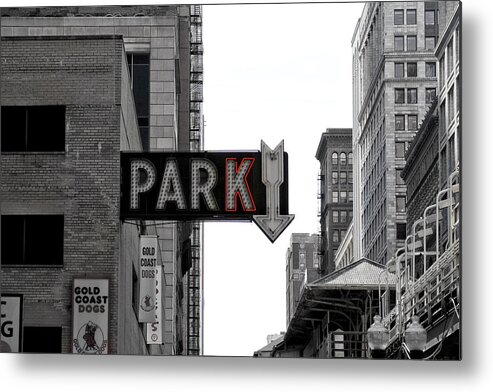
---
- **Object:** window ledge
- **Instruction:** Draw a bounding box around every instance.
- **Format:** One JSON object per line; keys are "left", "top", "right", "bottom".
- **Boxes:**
{"left": 2, "top": 264, "right": 64, "bottom": 268}
{"left": 1, "top": 151, "right": 66, "bottom": 155}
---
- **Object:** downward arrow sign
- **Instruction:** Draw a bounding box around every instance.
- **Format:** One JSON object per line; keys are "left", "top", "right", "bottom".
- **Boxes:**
{"left": 253, "top": 140, "right": 295, "bottom": 242}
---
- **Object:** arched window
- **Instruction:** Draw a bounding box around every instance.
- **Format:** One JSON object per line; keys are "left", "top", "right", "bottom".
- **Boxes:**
{"left": 332, "top": 152, "right": 338, "bottom": 165}
{"left": 348, "top": 152, "right": 353, "bottom": 165}
{"left": 340, "top": 152, "right": 347, "bottom": 165}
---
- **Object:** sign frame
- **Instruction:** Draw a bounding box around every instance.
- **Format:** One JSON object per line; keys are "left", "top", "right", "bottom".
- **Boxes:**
{"left": 0, "top": 294, "right": 23, "bottom": 353}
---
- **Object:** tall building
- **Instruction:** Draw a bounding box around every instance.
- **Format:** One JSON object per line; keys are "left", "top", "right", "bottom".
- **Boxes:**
{"left": 315, "top": 128, "right": 353, "bottom": 274}
{"left": 0, "top": 4, "right": 204, "bottom": 354}
{"left": 351, "top": 2, "right": 441, "bottom": 264}
{"left": 285, "top": 233, "right": 319, "bottom": 326}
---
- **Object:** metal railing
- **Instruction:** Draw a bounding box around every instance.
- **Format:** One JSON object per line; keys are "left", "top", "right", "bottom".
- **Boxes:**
{"left": 326, "top": 331, "right": 369, "bottom": 358}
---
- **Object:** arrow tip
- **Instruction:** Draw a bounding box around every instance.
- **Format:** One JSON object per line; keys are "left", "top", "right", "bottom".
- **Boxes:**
{"left": 253, "top": 214, "right": 295, "bottom": 243}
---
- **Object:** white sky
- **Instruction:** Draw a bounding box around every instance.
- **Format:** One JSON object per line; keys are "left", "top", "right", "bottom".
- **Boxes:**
{"left": 202, "top": 2, "right": 363, "bottom": 356}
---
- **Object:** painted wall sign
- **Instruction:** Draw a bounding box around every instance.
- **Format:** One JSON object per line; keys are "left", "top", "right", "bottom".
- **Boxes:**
{"left": 121, "top": 140, "right": 294, "bottom": 242}
{"left": 138, "top": 235, "right": 158, "bottom": 323}
{"left": 0, "top": 294, "right": 22, "bottom": 353}
{"left": 146, "top": 265, "right": 162, "bottom": 344}
{"left": 72, "top": 279, "right": 109, "bottom": 354}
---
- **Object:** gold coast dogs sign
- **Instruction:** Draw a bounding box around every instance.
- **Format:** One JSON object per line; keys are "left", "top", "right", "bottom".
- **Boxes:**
{"left": 121, "top": 141, "right": 294, "bottom": 243}
{"left": 72, "top": 279, "right": 109, "bottom": 354}
{"left": 139, "top": 235, "right": 159, "bottom": 323}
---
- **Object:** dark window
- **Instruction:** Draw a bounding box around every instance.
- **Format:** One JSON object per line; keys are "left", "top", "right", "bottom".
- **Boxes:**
{"left": 395, "top": 88, "right": 405, "bottom": 104}
{"left": 425, "top": 10, "right": 435, "bottom": 25}
{"left": 408, "top": 115, "right": 418, "bottom": 130}
{"left": 407, "top": 88, "right": 418, "bottom": 104}
{"left": 340, "top": 172, "right": 347, "bottom": 184}
{"left": 407, "top": 35, "right": 417, "bottom": 51}
{"left": 425, "top": 62, "right": 436, "bottom": 77}
{"left": 332, "top": 211, "right": 339, "bottom": 223}
{"left": 333, "top": 230, "right": 340, "bottom": 243}
{"left": 127, "top": 53, "right": 150, "bottom": 151}
{"left": 395, "top": 63, "right": 404, "bottom": 78}
{"left": 397, "top": 196, "right": 406, "bottom": 212}
{"left": 425, "top": 36, "right": 436, "bottom": 51}
{"left": 407, "top": 9, "right": 417, "bottom": 25}
{"left": 348, "top": 171, "right": 353, "bottom": 184}
{"left": 426, "top": 88, "right": 436, "bottom": 104}
{"left": 407, "top": 63, "right": 417, "bottom": 77}
{"left": 1, "top": 106, "right": 65, "bottom": 152}
{"left": 395, "top": 115, "right": 405, "bottom": 130}
{"left": 349, "top": 191, "right": 353, "bottom": 202}
{"left": 332, "top": 152, "right": 338, "bottom": 165}
{"left": 23, "top": 327, "right": 62, "bottom": 353}
{"left": 397, "top": 223, "right": 407, "bottom": 240}
{"left": 395, "top": 36, "right": 404, "bottom": 51}
{"left": 394, "top": 9, "right": 404, "bottom": 25}
{"left": 1, "top": 215, "right": 63, "bottom": 265}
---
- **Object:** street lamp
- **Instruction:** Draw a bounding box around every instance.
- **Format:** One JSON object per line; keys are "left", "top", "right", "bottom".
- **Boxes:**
{"left": 404, "top": 315, "right": 427, "bottom": 359}
{"left": 367, "top": 315, "right": 389, "bottom": 359}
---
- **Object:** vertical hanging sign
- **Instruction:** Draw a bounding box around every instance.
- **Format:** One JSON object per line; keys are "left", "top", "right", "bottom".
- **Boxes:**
{"left": 139, "top": 235, "right": 158, "bottom": 323}
{"left": 146, "top": 265, "right": 163, "bottom": 344}
{"left": 72, "top": 279, "right": 109, "bottom": 354}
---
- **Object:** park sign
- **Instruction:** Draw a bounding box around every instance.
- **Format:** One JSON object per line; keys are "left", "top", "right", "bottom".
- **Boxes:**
{"left": 121, "top": 140, "right": 294, "bottom": 242}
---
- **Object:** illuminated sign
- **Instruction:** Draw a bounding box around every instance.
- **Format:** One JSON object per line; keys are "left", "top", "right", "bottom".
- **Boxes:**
{"left": 121, "top": 141, "right": 294, "bottom": 242}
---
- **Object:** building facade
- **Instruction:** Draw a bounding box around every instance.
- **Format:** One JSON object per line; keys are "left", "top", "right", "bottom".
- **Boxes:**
{"left": 351, "top": 2, "right": 440, "bottom": 264}
{"left": 285, "top": 233, "right": 319, "bottom": 326}
{"left": 0, "top": 4, "right": 204, "bottom": 355}
{"left": 315, "top": 128, "right": 353, "bottom": 274}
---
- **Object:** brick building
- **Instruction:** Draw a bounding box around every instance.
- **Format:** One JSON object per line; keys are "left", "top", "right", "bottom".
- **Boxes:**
{"left": 285, "top": 233, "right": 319, "bottom": 326}
{"left": 0, "top": 5, "right": 204, "bottom": 354}
{"left": 315, "top": 128, "right": 353, "bottom": 274}
{"left": 351, "top": 2, "right": 441, "bottom": 264}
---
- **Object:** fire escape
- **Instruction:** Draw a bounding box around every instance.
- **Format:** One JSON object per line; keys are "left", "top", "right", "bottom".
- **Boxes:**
{"left": 186, "top": 4, "right": 203, "bottom": 356}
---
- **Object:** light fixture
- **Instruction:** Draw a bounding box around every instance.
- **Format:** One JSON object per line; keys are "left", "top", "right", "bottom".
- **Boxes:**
{"left": 367, "top": 315, "right": 389, "bottom": 359}
{"left": 404, "top": 315, "right": 427, "bottom": 359}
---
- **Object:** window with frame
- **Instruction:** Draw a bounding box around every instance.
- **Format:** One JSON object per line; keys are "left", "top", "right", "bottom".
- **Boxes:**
{"left": 407, "top": 35, "right": 417, "bottom": 51}
{"left": 348, "top": 171, "right": 353, "bottom": 184}
{"left": 1, "top": 106, "right": 65, "bottom": 152}
{"left": 332, "top": 191, "right": 339, "bottom": 203}
{"left": 396, "top": 196, "right": 406, "bottom": 212}
{"left": 407, "top": 9, "right": 417, "bottom": 25}
{"left": 425, "top": 10, "right": 435, "bottom": 25}
{"left": 395, "top": 89, "right": 405, "bottom": 104}
{"left": 407, "top": 88, "right": 418, "bottom": 104}
{"left": 340, "top": 191, "right": 347, "bottom": 203}
{"left": 426, "top": 88, "right": 436, "bottom": 104}
{"left": 394, "top": 9, "right": 404, "bottom": 25}
{"left": 425, "top": 62, "right": 436, "bottom": 77}
{"left": 394, "top": 36, "right": 404, "bottom": 51}
{"left": 395, "top": 63, "right": 404, "bottom": 78}
{"left": 396, "top": 142, "right": 406, "bottom": 158}
{"left": 348, "top": 191, "right": 353, "bottom": 202}
{"left": 332, "top": 152, "right": 338, "bottom": 165}
{"left": 1, "top": 215, "right": 64, "bottom": 265}
{"left": 340, "top": 152, "right": 347, "bottom": 165}
{"left": 407, "top": 62, "right": 417, "bottom": 77}
{"left": 341, "top": 210, "right": 347, "bottom": 223}
{"left": 332, "top": 171, "right": 339, "bottom": 184}
{"left": 340, "top": 171, "right": 347, "bottom": 184}
{"left": 395, "top": 115, "right": 405, "bottom": 130}
{"left": 408, "top": 115, "right": 418, "bottom": 131}
{"left": 333, "top": 230, "right": 340, "bottom": 243}
{"left": 448, "top": 86, "right": 455, "bottom": 122}
{"left": 332, "top": 210, "right": 339, "bottom": 223}
{"left": 396, "top": 223, "right": 407, "bottom": 240}
{"left": 127, "top": 53, "right": 150, "bottom": 151}
{"left": 348, "top": 153, "right": 353, "bottom": 165}
{"left": 425, "top": 36, "right": 436, "bottom": 51}
{"left": 396, "top": 169, "right": 405, "bottom": 185}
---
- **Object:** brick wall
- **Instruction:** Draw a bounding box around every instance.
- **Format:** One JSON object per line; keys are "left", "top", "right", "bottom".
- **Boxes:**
{"left": 0, "top": 36, "right": 142, "bottom": 354}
